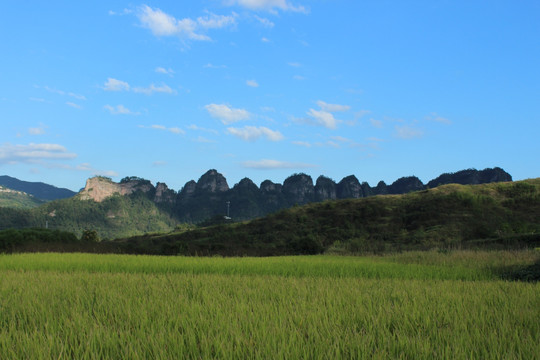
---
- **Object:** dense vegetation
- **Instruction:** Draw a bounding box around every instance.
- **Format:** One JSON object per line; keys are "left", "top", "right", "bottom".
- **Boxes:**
{"left": 116, "top": 179, "right": 540, "bottom": 256}
{"left": 0, "top": 192, "right": 177, "bottom": 239}
{"left": 0, "top": 187, "right": 44, "bottom": 209}
{"left": 0, "top": 251, "right": 538, "bottom": 358}
{"left": 1, "top": 179, "right": 539, "bottom": 256}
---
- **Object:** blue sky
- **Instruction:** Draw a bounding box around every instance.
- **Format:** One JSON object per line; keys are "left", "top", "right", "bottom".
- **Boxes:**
{"left": 1, "top": 1, "right": 539, "bottom": 192}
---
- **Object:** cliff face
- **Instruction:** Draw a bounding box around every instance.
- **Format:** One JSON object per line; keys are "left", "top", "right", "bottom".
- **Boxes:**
{"left": 195, "top": 169, "right": 229, "bottom": 193}
{"left": 78, "top": 177, "right": 154, "bottom": 202}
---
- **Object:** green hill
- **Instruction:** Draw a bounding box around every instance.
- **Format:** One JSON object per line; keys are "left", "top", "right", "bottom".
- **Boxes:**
{"left": 0, "top": 186, "right": 45, "bottom": 209}
{"left": 117, "top": 179, "right": 540, "bottom": 256}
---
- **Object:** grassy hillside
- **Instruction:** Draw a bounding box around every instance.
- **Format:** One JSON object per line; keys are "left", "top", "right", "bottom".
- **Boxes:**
{"left": 118, "top": 179, "right": 540, "bottom": 256}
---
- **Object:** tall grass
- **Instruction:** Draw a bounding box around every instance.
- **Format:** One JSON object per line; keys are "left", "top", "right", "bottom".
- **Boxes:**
{"left": 1, "top": 251, "right": 538, "bottom": 359}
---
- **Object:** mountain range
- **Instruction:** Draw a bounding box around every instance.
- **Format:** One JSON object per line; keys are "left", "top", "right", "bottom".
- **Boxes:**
{"left": 0, "top": 167, "right": 513, "bottom": 238}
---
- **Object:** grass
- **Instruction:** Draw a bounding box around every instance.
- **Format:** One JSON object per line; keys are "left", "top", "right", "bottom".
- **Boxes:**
{"left": 1, "top": 251, "right": 539, "bottom": 359}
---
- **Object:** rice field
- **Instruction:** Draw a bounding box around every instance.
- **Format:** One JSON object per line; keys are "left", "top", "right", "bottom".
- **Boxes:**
{"left": 1, "top": 251, "right": 538, "bottom": 359}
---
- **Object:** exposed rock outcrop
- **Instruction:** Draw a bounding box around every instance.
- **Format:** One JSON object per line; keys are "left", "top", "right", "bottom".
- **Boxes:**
{"left": 282, "top": 173, "right": 314, "bottom": 205}
{"left": 388, "top": 176, "right": 425, "bottom": 194}
{"left": 427, "top": 167, "right": 512, "bottom": 188}
{"left": 195, "top": 169, "right": 229, "bottom": 193}
{"left": 154, "top": 182, "right": 176, "bottom": 203}
{"left": 78, "top": 176, "right": 154, "bottom": 202}
{"left": 315, "top": 176, "right": 337, "bottom": 201}
{"left": 336, "top": 175, "right": 363, "bottom": 199}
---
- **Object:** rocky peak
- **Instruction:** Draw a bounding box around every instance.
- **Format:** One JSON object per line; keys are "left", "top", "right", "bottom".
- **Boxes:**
{"left": 388, "top": 176, "right": 425, "bottom": 194}
{"left": 315, "top": 176, "right": 337, "bottom": 201}
{"left": 282, "top": 173, "right": 314, "bottom": 205}
{"left": 78, "top": 176, "right": 155, "bottom": 202}
{"left": 196, "top": 169, "right": 229, "bottom": 193}
{"left": 260, "top": 180, "right": 282, "bottom": 193}
{"left": 233, "top": 178, "right": 259, "bottom": 193}
{"left": 154, "top": 182, "right": 176, "bottom": 203}
{"left": 336, "top": 175, "right": 363, "bottom": 199}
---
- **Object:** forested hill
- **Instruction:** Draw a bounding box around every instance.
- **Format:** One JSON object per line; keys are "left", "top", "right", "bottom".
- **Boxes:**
{"left": 117, "top": 178, "right": 540, "bottom": 256}
{"left": 0, "top": 175, "right": 76, "bottom": 201}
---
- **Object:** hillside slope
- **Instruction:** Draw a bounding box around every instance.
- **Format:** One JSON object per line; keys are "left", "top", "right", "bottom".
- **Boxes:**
{"left": 118, "top": 179, "right": 540, "bottom": 256}
{"left": 0, "top": 186, "right": 45, "bottom": 209}
{"left": 0, "top": 176, "right": 76, "bottom": 201}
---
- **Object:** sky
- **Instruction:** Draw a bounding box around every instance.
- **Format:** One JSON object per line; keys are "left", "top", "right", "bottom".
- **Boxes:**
{"left": 1, "top": 0, "right": 539, "bottom": 192}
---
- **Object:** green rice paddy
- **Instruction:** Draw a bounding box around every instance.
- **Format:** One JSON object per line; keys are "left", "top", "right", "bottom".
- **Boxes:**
{"left": 1, "top": 251, "right": 538, "bottom": 359}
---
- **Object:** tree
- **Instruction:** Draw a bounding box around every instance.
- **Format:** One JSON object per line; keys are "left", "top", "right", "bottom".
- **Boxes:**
{"left": 81, "top": 229, "right": 100, "bottom": 242}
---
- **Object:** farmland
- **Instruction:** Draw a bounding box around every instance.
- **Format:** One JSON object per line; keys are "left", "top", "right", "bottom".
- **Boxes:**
{"left": 1, "top": 251, "right": 538, "bottom": 359}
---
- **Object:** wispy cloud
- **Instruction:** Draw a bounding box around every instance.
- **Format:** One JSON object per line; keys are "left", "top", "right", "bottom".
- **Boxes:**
{"left": 66, "top": 102, "right": 82, "bottom": 109}
{"left": 227, "top": 126, "right": 284, "bottom": 141}
{"left": 139, "top": 124, "right": 185, "bottom": 134}
{"left": 370, "top": 118, "right": 383, "bottom": 128}
{"left": 306, "top": 109, "right": 338, "bottom": 129}
{"left": 241, "top": 159, "right": 315, "bottom": 169}
{"left": 204, "top": 63, "right": 227, "bottom": 69}
{"left": 205, "top": 103, "right": 250, "bottom": 124}
{"left": 394, "top": 125, "right": 424, "bottom": 139}
{"left": 316, "top": 100, "right": 350, "bottom": 112}
{"left": 426, "top": 112, "right": 451, "bottom": 124}
{"left": 28, "top": 124, "right": 46, "bottom": 135}
{"left": 155, "top": 67, "right": 175, "bottom": 76}
{"left": 291, "top": 140, "right": 311, "bottom": 147}
{"left": 104, "top": 104, "right": 139, "bottom": 115}
{"left": 0, "top": 143, "right": 77, "bottom": 164}
{"left": 188, "top": 124, "right": 219, "bottom": 134}
{"left": 103, "top": 78, "right": 130, "bottom": 92}
{"left": 255, "top": 15, "right": 274, "bottom": 27}
{"left": 137, "top": 5, "right": 237, "bottom": 41}
{"left": 246, "top": 79, "right": 259, "bottom": 87}
{"left": 225, "top": 0, "right": 308, "bottom": 14}
{"left": 133, "top": 83, "right": 176, "bottom": 95}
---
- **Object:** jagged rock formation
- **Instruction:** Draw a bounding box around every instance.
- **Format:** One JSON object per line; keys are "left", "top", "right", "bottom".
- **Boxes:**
{"left": 73, "top": 167, "right": 513, "bottom": 223}
{"left": 315, "top": 176, "right": 337, "bottom": 201}
{"left": 336, "top": 175, "right": 363, "bottom": 199}
{"left": 78, "top": 176, "right": 154, "bottom": 202}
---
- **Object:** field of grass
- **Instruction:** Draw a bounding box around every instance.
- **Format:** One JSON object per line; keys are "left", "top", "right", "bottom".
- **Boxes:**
{"left": 1, "top": 251, "right": 539, "bottom": 358}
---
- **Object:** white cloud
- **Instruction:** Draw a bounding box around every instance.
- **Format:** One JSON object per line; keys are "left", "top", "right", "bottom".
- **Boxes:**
{"left": 261, "top": 37, "right": 271, "bottom": 42}
{"left": 152, "top": 161, "right": 167, "bottom": 167}
{"left": 255, "top": 15, "right": 274, "bottom": 27}
{"left": 205, "top": 103, "right": 250, "bottom": 124}
{"left": 226, "top": 0, "right": 308, "bottom": 13}
{"left": 133, "top": 83, "right": 176, "bottom": 95}
{"left": 104, "top": 78, "right": 130, "bottom": 92}
{"left": 28, "top": 125, "right": 46, "bottom": 135}
{"left": 291, "top": 140, "right": 311, "bottom": 147}
{"left": 0, "top": 143, "right": 77, "bottom": 164}
{"left": 155, "top": 67, "right": 175, "bottom": 76}
{"left": 204, "top": 63, "right": 227, "bottom": 69}
{"left": 66, "top": 102, "right": 82, "bottom": 109}
{"left": 68, "top": 92, "right": 86, "bottom": 100}
{"left": 140, "top": 124, "right": 185, "bottom": 134}
{"left": 246, "top": 79, "right": 259, "bottom": 87}
{"left": 188, "top": 124, "right": 219, "bottom": 134}
{"left": 293, "top": 75, "right": 306, "bottom": 81}
{"left": 75, "top": 163, "right": 119, "bottom": 177}
{"left": 370, "top": 118, "right": 383, "bottom": 128}
{"left": 426, "top": 112, "right": 451, "bottom": 124}
{"left": 306, "top": 109, "right": 338, "bottom": 129}
{"left": 137, "top": 5, "right": 236, "bottom": 41}
{"left": 194, "top": 136, "right": 216, "bottom": 143}
{"left": 330, "top": 136, "right": 351, "bottom": 142}
{"left": 197, "top": 12, "right": 238, "bottom": 29}
{"left": 317, "top": 100, "right": 350, "bottom": 112}
{"left": 104, "top": 104, "right": 138, "bottom": 115}
{"left": 241, "top": 159, "right": 315, "bottom": 169}
{"left": 288, "top": 62, "right": 302, "bottom": 67}
{"left": 227, "top": 126, "right": 284, "bottom": 141}
{"left": 394, "top": 125, "right": 424, "bottom": 139}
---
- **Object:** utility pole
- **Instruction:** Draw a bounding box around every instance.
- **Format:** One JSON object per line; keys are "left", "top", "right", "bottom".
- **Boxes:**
{"left": 225, "top": 201, "right": 231, "bottom": 219}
